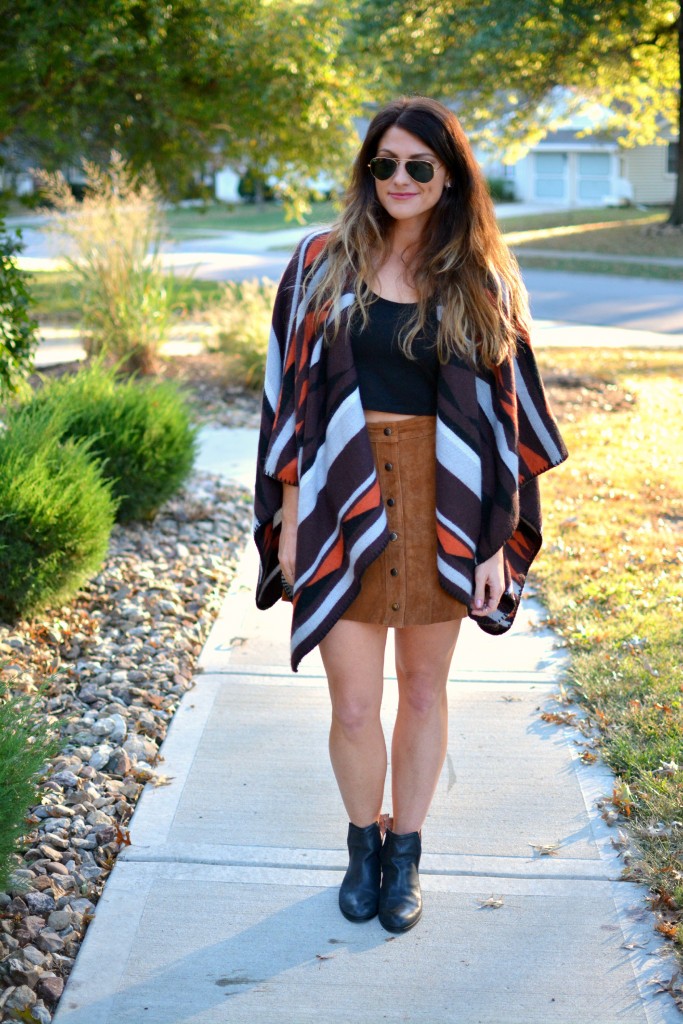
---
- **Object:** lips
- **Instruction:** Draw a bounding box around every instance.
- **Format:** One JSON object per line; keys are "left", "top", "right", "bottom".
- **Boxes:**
{"left": 388, "top": 192, "right": 418, "bottom": 199}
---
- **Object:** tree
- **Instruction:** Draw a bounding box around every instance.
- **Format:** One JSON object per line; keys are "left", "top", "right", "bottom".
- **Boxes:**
{"left": 352, "top": 0, "right": 683, "bottom": 225}
{"left": 0, "top": 0, "right": 365, "bottom": 202}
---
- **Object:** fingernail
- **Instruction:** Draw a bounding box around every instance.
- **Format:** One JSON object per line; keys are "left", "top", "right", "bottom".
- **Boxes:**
{"left": 475, "top": 598, "right": 483, "bottom": 608}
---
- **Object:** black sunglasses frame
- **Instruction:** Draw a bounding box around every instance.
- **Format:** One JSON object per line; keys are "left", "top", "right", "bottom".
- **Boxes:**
{"left": 367, "top": 157, "right": 440, "bottom": 184}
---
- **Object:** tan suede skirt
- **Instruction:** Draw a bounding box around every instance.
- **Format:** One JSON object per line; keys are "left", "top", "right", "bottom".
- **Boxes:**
{"left": 341, "top": 415, "right": 469, "bottom": 627}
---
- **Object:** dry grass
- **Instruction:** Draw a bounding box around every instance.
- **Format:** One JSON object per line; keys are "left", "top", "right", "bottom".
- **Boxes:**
{"left": 511, "top": 217, "right": 683, "bottom": 259}
{"left": 533, "top": 347, "right": 683, "bottom": 955}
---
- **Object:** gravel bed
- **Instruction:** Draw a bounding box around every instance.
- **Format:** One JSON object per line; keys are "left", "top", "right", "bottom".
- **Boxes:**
{"left": 0, "top": 472, "right": 253, "bottom": 1022}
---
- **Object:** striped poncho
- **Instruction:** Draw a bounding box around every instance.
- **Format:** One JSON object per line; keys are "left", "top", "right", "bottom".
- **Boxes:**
{"left": 254, "top": 229, "right": 568, "bottom": 672}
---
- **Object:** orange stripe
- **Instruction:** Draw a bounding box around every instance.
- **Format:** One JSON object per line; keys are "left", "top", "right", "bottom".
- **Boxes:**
{"left": 437, "top": 523, "right": 473, "bottom": 559}
{"left": 344, "top": 480, "right": 382, "bottom": 521}
{"left": 518, "top": 441, "right": 549, "bottom": 477}
{"left": 309, "top": 533, "right": 344, "bottom": 584}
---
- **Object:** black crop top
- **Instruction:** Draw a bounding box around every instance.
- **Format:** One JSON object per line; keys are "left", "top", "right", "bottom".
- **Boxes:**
{"left": 348, "top": 295, "right": 440, "bottom": 415}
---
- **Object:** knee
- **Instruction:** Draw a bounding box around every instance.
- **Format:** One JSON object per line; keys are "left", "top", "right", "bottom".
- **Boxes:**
{"left": 330, "top": 695, "right": 379, "bottom": 737}
{"left": 399, "top": 670, "right": 446, "bottom": 716}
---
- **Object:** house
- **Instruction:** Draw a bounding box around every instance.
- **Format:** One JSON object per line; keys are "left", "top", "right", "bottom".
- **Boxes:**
{"left": 478, "top": 94, "right": 678, "bottom": 208}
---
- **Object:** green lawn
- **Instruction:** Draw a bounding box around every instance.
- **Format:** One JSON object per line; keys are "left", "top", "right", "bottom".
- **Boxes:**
{"left": 534, "top": 348, "right": 683, "bottom": 958}
{"left": 24, "top": 203, "right": 682, "bottom": 325}
{"left": 164, "top": 200, "right": 338, "bottom": 239}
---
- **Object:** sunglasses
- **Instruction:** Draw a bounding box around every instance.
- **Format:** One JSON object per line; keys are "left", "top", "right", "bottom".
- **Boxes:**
{"left": 368, "top": 156, "right": 440, "bottom": 184}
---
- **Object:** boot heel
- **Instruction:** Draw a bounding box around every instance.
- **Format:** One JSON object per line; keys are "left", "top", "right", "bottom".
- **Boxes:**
{"left": 339, "top": 821, "right": 382, "bottom": 922}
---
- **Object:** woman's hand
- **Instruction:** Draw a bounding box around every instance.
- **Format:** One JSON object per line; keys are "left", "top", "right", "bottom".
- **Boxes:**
{"left": 470, "top": 547, "right": 505, "bottom": 617}
{"left": 279, "top": 483, "right": 299, "bottom": 587}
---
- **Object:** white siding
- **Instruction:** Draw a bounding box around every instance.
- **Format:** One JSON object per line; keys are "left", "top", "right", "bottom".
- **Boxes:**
{"left": 621, "top": 144, "right": 677, "bottom": 204}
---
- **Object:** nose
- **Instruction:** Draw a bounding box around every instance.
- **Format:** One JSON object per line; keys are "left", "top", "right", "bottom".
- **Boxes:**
{"left": 391, "top": 161, "right": 412, "bottom": 186}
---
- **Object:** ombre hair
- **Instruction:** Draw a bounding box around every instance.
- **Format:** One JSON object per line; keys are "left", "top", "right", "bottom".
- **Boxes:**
{"left": 309, "top": 96, "right": 531, "bottom": 369}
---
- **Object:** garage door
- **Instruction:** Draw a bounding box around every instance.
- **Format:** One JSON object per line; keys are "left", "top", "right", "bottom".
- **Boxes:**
{"left": 534, "top": 153, "right": 568, "bottom": 201}
{"left": 577, "top": 153, "right": 612, "bottom": 201}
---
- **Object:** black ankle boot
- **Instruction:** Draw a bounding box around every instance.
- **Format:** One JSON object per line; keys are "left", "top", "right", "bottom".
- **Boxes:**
{"left": 379, "top": 827, "right": 422, "bottom": 933}
{"left": 339, "top": 821, "right": 382, "bottom": 922}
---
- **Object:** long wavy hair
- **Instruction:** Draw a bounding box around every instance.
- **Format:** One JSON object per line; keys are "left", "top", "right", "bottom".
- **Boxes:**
{"left": 309, "top": 96, "right": 531, "bottom": 369}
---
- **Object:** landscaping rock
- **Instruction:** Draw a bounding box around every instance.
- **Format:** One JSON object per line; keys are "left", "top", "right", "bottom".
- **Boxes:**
{"left": 0, "top": 471, "right": 252, "bottom": 1022}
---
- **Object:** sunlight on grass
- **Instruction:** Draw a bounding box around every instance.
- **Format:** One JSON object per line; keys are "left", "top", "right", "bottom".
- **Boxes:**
{"left": 534, "top": 348, "right": 683, "bottom": 949}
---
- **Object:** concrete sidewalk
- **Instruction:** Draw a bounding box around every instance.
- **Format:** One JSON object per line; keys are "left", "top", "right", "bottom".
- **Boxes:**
{"left": 49, "top": 433, "right": 682, "bottom": 1024}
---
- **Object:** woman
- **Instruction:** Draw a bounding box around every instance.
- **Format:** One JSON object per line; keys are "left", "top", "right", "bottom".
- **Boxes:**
{"left": 254, "top": 96, "right": 568, "bottom": 934}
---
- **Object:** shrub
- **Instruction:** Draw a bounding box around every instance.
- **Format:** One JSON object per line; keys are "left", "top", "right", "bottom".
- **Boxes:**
{"left": 33, "top": 151, "right": 176, "bottom": 374}
{"left": 19, "top": 360, "right": 198, "bottom": 522}
{"left": 486, "top": 176, "right": 516, "bottom": 202}
{"left": 0, "top": 682, "right": 63, "bottom": 893}
{"left": 0, "top": 404, "right": 117, "bottom": 620}
{"left": 207, "top": 278, "right": 276, "bottom": 391}
{"left": 0, "top": 218, "right": 39, "bottom": 401}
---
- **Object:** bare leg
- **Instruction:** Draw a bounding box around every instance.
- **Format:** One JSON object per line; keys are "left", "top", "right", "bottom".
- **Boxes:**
{"left": 391, "top": 619, "right": 462, "bottom": 834}
{"left": 318, "top": 619, "right": 389, "bottom": 827}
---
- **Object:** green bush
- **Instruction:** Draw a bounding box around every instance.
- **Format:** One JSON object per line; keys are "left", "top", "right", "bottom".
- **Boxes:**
{"left": 487, "top": 176, "right": 516, "bottom": 202}
{"left": 207, "top": 278, "right": 276, "bottom": 391}
{"left": 19, "top": 361, "right": 198, "bottom": 522}
{"left": 0, "top": 682, "right": 63, "bottom": 893}
{"left": 0, "top": 218, "right": 39, "bottom": 400}
{"left": 0, "top": 404, "right": 117, "bottom": 620}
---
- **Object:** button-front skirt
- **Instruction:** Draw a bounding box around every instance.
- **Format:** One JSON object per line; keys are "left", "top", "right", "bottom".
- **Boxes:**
{"left": 341, "top": 415, "right": 469, "bottom": 627}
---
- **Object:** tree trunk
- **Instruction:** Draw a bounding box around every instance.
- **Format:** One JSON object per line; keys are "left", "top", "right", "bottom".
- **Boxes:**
{"left": 668, "top": 5, "right": 683, "bottom": 225}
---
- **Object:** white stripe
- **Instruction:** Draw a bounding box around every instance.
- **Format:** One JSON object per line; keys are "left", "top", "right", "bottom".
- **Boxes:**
{"left": 264, "top": 324, "right": 283, "bottom": 410}
{"left": 291, "top": 514, "right": 387, "bottom": 652}
{"left": 435, "top": 509, "right": 475, "bottom": 552}
{"left": 264, "top": 234, "right": 316, "bottom": 411}
{"left": 264, "top": 411, "right": 296, "bottom": 476}
{"left": 476, "top": 378, "right": 519, "bottom": 480}
{"left": 513, "top": 359, "right": 564, "bottom": 464}
{"left": 258, "top": 563, "right": 283, "bottom": 597}
{"left": 437, "top": 554, "right": 472, "bottom": 595}
{"left": 295, "top": 471, "right": 378, "bottom": 592}
{"left": 435, "top": 416, "right": 481, "bottom": 498}
{"left": 298, "top": 390, "right": 366, "bottom": 522}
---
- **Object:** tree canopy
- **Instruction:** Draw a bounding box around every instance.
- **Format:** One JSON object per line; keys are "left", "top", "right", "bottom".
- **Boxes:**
{"left": 2, "top": 0, "right": 681, "bottom": 221}
{"left": 352, "top": 0, "right": 682, "bottom": 223}
{"left": 0, "top": 0, "right": 364, "bottom": 200}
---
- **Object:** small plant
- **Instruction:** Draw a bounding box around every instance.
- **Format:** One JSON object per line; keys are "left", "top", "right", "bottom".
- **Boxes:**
{"left": 207, "top": 278, "right": 276, "bottom": 391}
{"left": 0, "top": 681, "right": 63, "bottom": 893}
{"left": 19, "top": 360, "right": 198, "bottom": 522}
{"left": 33, "top": 151, "right": 176, "bottom": 374}
{"left": 487, "top": 176, "right": 516, "bottom": 202}
{"left": 0, "top": 403, "right": 117, "bottom": 620}
{"left": 0, "top": 218, "right": 39, "bottom": 400}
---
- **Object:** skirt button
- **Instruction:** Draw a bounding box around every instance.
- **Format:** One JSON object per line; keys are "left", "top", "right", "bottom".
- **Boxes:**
{"left": 391, "top": 602, "right": 400, "bottom": 611}
{"left": 389, "top": 531, "right": 398, "bottom": 541}
{"left": 383, "top": 427, "right": 392, "bottom": 436}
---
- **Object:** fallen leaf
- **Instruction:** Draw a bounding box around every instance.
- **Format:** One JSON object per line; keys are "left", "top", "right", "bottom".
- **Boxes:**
{"left": 501, "top": 695, "right": 523, "bottom": 702}
{"left": 529, "top": 841, "right": 561, "bottom": 856}
{"left": 541, "top": 711, "right": 577, "bottom": 726}
{"left": 554, "top": 683, "right": 573, "bottom": 705}
{"left": 148, "top": 774, "right": 175, "bottom": 787}
{"left": 622, "top": 941, "right": 648, "bottom": 950}
{"left": 114, "top": 822, "right": 131, "bottom": 847}
{"left": 477, "top": 896, "right": 504, "bottom": 908}
{"left": 579, "top": 750, "right": 598, "bottom": 763}
{"left": 315, "top": 953, "right": 335, "bottom": 961}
